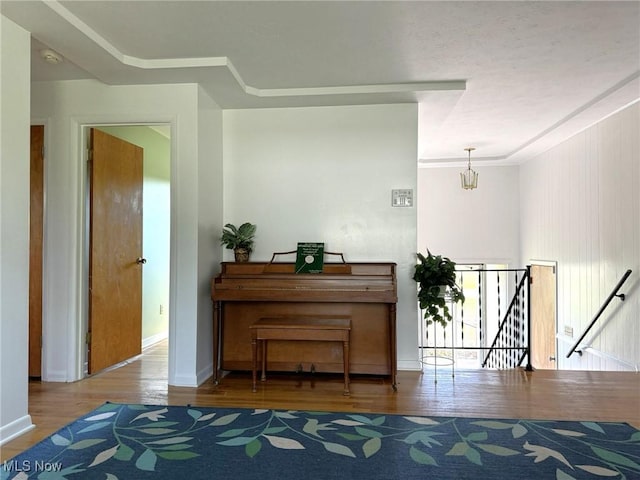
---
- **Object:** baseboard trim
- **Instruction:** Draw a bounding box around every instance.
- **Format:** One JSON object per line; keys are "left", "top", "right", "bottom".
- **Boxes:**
{"left": 142, "top": 332, "right": 168, "bottom": 350}
{"left": 196, "top": 363, "right": 214, "bottom": 386}
{"left": 398, "top": 359, "right": 422, "bottom": 371}
{"left": 0, "top": 415, "right": 35, "bottom": 447}
{"left": 41, "top": 369, "right": 68, "bottom": 382}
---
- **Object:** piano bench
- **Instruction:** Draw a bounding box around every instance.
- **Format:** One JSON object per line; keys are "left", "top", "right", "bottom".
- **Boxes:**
{"left": 250, "top": 317, "right": 351, "bottom": 395}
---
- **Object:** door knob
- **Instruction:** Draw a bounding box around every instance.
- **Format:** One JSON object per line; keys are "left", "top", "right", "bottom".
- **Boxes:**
{"left": 549, "top": 356, "right": 556, "bottom": 361}
{"left": 136, "top": 257, "right": 147, "bottom": 264}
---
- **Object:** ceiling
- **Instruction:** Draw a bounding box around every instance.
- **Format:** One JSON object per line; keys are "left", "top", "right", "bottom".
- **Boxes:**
{"left": 2, "top": 0, "right": 639, "bottom": 165}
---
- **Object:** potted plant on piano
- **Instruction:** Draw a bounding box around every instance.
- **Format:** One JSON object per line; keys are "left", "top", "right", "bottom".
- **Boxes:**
{"left": 221, "top": 222, "right": 256, "bottom": 262}
{"left": 413, "top": 250, "right": 465, "bottom": 328}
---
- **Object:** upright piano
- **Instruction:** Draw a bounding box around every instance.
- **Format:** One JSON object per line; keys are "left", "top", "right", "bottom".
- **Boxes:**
{"left": 211, "top": 261, "right": 397, "bottom": 388}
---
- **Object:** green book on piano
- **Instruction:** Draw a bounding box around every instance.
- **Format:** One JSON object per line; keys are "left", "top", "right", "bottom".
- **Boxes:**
{"left": 295, "top": 242, "right": 325, "bottom": 273}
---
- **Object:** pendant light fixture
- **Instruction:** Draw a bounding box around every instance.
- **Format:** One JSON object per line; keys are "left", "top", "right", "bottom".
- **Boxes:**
{"left": 460, "top": 147, "right": 478, "bottom": 190}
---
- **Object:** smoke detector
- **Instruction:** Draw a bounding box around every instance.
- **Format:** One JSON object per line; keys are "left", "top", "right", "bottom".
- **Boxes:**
{"left": 40, "top": 49, "right": 63, "bottom": 64}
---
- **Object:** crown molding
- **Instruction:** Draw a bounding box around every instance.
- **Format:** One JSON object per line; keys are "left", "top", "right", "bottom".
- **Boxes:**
{"left": 44, "top": 0, "right": 466, "bottom": 99}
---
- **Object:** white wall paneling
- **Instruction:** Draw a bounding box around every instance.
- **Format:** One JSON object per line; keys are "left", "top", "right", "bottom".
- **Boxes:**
{"left": 520, "top": 102, "right": 639, "bottom": 371}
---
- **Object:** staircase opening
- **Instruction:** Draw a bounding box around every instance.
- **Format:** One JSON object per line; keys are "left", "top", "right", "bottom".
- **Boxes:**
{"left": 420, "top": 264, "right": 531, "bottom": 370}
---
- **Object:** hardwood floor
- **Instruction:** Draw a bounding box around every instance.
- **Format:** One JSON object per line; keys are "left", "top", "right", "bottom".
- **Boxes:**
{"left": 2, "top": 340, "right": 639, "bottom": 461}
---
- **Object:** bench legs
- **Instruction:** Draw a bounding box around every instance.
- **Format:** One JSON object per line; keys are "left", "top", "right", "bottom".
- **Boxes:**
{"left": 262, "top": 341, "right": 267, "bottom": 382}
{"left": 251, "top": 338, "right": 258, "bottom": 392}
{"left": 342, "top": 340, "right": 350, "bottom": 395}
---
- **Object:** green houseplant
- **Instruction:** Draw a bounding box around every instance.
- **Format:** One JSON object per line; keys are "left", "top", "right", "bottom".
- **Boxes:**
{"left": 221, "top": 222, "right": 256, "bottom": 262}
{"left": 413, "top": 250, "right": 465, "bottom": 328}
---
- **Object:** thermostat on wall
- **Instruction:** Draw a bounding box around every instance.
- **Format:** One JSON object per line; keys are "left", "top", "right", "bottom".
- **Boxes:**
{"left": 392, "top": 189, "right": 413, "bottom": 207}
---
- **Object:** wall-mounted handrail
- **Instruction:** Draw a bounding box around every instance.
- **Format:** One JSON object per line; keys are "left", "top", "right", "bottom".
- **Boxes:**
{"left": 566, "top": 269, "right": 632, "bottom": 358}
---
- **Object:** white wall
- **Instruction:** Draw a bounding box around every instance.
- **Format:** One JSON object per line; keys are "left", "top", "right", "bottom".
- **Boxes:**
{"left": 520, "top": 102, "right": 640, "bottom": 371}
{"left": 0, "top": 15, "right": 34, "bottom": 444}
{"left": 30, "top": 80, "right": 223, "bottom": 386}
{"left": 196, "top": 86, "right": 224, "bottom": 384}
{"left": 417, "top": 165, "right": 521, "bottom": 265}
{"left": 223, "top": 104, "right": 420, "bottom": 369}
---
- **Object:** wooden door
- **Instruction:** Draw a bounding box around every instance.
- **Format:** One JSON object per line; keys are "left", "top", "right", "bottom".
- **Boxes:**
{"left": 89, "top": 128, "right": 144, "bottom": 374}
{"left": 530, "top": 264, "right": 557, "bottom": 369}
{"left": 29, "top": 125, "right": 44, "bottom": 377}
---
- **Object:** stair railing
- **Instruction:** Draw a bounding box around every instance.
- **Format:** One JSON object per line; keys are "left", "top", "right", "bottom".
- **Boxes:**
{"left": 482, "top": 266, "right": 532, "bottom": 370}
{"left": 419, "top": 266, "right": 531, "bottom": 371}
{"left": 566, "top": 269, "right": 632, "bottom": 358}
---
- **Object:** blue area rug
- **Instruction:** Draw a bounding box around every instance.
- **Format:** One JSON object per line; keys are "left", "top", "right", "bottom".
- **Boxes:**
{"left": 2, "top": 403, "right": 639, "bottom": 479}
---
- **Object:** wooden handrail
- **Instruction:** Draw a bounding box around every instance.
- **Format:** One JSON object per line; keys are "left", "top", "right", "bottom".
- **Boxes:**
{"left": 566, "top": 269, "right": 632, "bottom": 358}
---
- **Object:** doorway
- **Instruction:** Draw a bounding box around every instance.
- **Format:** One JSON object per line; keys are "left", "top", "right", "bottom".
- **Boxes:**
{"left": 29, "top": 125, "right": 45, "bottom": 378}
{"left": 530, "top": 262, "right": 557, "bottom": 369}
{"left": 85, "top": 125, "right": 171, "bottom": 375}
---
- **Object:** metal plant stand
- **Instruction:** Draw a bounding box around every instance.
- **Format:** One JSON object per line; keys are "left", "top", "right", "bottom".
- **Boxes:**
{"left": 419, "top": 297, "right": 455, "bottom": 383}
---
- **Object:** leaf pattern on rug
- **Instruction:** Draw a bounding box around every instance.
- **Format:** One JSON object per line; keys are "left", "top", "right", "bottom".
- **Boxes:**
{"left": 1, "top": 404, "right": 639, "bottom": 480}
